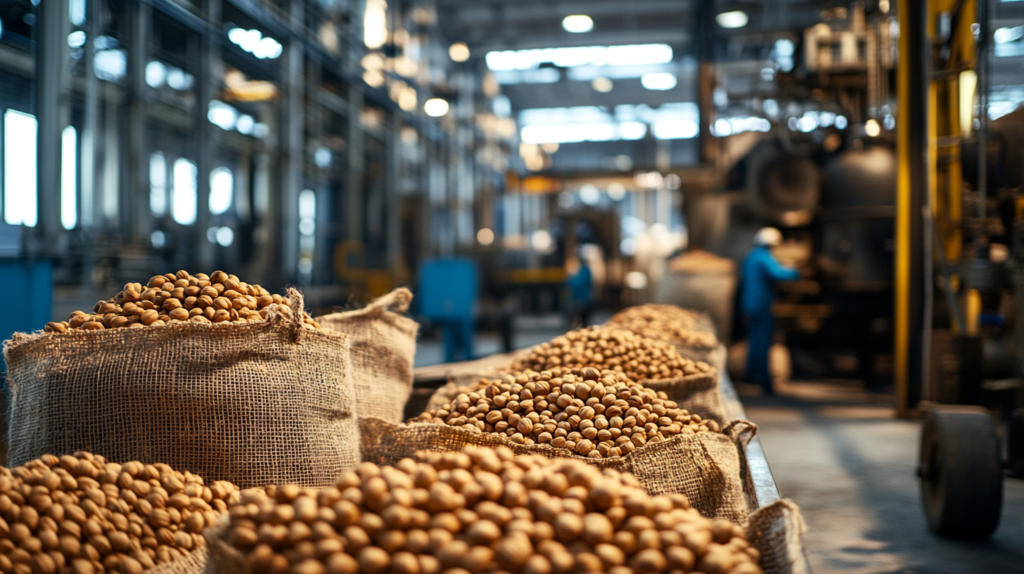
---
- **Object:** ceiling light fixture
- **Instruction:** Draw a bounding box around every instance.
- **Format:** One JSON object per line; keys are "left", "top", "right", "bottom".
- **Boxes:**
{"left": 424, "top": 98, "right": 450, "bottom": 117}
{"left": 591, "top": 77, "right": 613, "bottom": 92}
{"left": 449, "top": 42, "right": 470, "bottom": 62}
{"left": 716, "top": 10, "right": 749, "bottom": 29}
{"left": 562, "top": 15, "right": 593, "bottom": 33}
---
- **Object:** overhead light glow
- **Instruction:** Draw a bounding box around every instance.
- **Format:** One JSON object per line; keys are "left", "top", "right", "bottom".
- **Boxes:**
{"left": 713, "top": 116, "right": 771, "bottom": 137}
{"left": 864, "top": 119, "right": 881, "bottom": 137}
{"left": 652, "top": 119, "right": 698, "bottom": 139}
{"left": 562, "top": 15, "right": 593, "bottom": 33}
{"left": 69, "top": 0, "right": 86, "bottom": 26}
{"left": 775, "top": 38, "right": 795, "bottom": 57}
{"left": 531, "top": 229, "right": 554, "bottom": 253}
{"left": 4, "top": 110, "right": 38, "bottom": 227}
{"left": 94, "top": 48, "right": 127, "bottom": 82}
{"left": 485, "top": 44, "right": 673, "bottom": 72}
{"left": 216, "top": 226, "right": 234, "bottom": 247}
{"left": 625, "top": 271, "right": 648, "bottom": 289}
{"left": 607, "top": 183, "right": 626, "bottom": 200}
{"left": 494, "top": 69, "right": 561, "bottom": 85}
{"left": 61, "top": 126, "right": 77, "bottom": 230}
{"left": 579, "top": 184, "right": 601, "bottom": 205}
{"left": 716, "top": 11, "right": 749, "bottom": 29}
{"left": 208, "top": 100, "right": 239, "bottom": 131}
{"left": 477, "top": 228, "right": 494, "bottom": 246}
{"left": 209, "top": 167, "right": 233, "bottom": 215}
{"left": 228, "top": 27, "right": 283, "bottom": 59}
{"left": 520, "top": 103, "right": 696, "bottom": 143}
{"left": 150, "top": 152, "right": 167, "bottom": 216}
{"left": 145, "top": 61, "right": 167, "bottom": 87}
{"left": 449, "top": 42, "right": 470, "bottom": 62}
{"left": 641, "top": 72, "right": 677, "bottom": 90}
{"left": 67, "top": 30, "right": 86, "bottom": 48}
{"left": 236, "top": 114, "right": 255, "bottom": 135}
{"left": 166, "top": 67, "right": 194, "bottom": 90}
{"left": 835, "top": 115, "right": 848, "bottom": 129}
{"left": 424, "top": 98, "right": 450, "bottom": 117}
{"left": 994, "top": 26, "right": 1023, "bottom": 44}
{"left": 364, "top": 0, "right": 387, "bottom": 49}
{"left": 591, "top": 77, "right": 613, "bottom": 92}
{"left": 171, "top": 158, "right": 197, "bottom": 226}
{"left": 151, "top": 230, "right": 166, "bottom": 248}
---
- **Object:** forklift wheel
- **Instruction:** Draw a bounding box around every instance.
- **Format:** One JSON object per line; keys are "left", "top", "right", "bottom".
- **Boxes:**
{"left": 918, "top": 406, "right": 1003, "bottom": 539}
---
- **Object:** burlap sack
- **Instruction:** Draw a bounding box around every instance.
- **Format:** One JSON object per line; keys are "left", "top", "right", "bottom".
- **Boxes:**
{"left": 360, "top": 417, "right": 754, "bottom": 524}
{"left": 747, "top": 499, "right": 809, "bottom": 574}
{"left": 419, "top": 368, "right": 728, "bottom": 426}
{"left": 316, "top": 288, "right": 419, "bottom": 423}
{"left": 3, "top": 290, "right": 359, "bottom": 489}
{"left": 151, "top": 547, "right": 208, "bottom": 574}
{"left": 204, "top": 517, "right": 247, "bottom": 574}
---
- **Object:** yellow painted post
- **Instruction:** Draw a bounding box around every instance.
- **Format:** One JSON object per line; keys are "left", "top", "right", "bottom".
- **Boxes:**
{"left": 895, "top": 0, "right": 914, "bottom": 417}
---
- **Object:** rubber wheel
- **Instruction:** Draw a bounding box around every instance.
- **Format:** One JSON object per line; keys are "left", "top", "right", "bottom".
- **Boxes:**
{"left": 918, "top": 406, "right": 1003, "bottom": 539}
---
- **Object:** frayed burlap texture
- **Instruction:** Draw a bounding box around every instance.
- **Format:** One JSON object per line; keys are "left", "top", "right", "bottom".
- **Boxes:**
{"left": 316, "top": 288, "right": 419, "bottom": 423}
{"left": 3, "top": 290, "right": 360, "bottom": 489}
{"left": 420, "top": 367, "right": 728, "bottom": 426}
{"left": 204, "top": 517, "right": 247, "bottom": 574}
{"left": 151, "top": 547, "right": 208, "bottom": 574}
{"left": 747, "top": 499, "right": 808, "bottom": 574}
{"left": 360, "top": 417, "right": 754, "bottom": 523}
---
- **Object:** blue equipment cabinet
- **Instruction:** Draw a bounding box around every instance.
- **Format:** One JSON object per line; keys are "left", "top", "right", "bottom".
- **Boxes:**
{"left": 0, "top": 260, "right": 53, "bottom": 370}
{"left": 420, "top": 258, "right": 478, "bottom": 362}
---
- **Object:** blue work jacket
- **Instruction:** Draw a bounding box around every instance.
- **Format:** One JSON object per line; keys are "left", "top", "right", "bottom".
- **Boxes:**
{"left": 740, "top": 245, "right": 800, "bottom": 315}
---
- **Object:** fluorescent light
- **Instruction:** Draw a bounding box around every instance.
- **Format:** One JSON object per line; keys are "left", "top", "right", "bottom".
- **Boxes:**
{"left": 716, "top": 11, "right": 749, "bottom": 29}
{"left": 449, "top": 42, "right": 470, "bottom": 62}
{"left": 236, "top": 114, "right": 255, "bottom": 135}
{"left": 208, "top": 100, "right": 238, "bottom": 131}
{"left": 424, "top": 98, "right": 450, "bottom": 117}
{"left": 3, "top": 110, "right": 38, "bottom": 227}
{"left": 485, "top": 44, "right": 673, "bottom": 72}
{"left": 714, "top": 119, "right": 733, "bottom": 137}
{"left": 67, "top": 30, "right": 86, "bottom": 48}
{"left": 69, "top": 0, "right": 86, "bottom": 26}
{"left": 994, "top": 26, "right": 1023, "bottom": 44}
{"left": 171, "top": 158, "right": 197, "bottom": 226}
{"left": 652, "top": 119, "right": 698, "bottom": 139}
{"left": 641, "top": 72, "right": 677, "bottom": 90}
{"left": 94, "top": 48, "right": 127, "bottom": 82}
{"left": 299, "top": 189, "right": 316, "bottom": 219}
{"left": 714, "top": 116, "right": 771, "bottom": 137}
{"left": 314, "top": 147, "right": 332, "bottom": 168}
{"left": 494, "top": 69, "right": 561, "bottom": 85}
{"left": 209, "top": 167, "right": 233, "bottom": 215}
{"left": 150, "top": 152, "right": 167, "bottom": 216}
{"left": 216, "top": 227, "right": 234, "bottom": 247}
{"left": 775, "top": 39, "right": 795, "bottom": 57}
{"left": 364, "top": 0, "right": 387, "bottom": 49}
{"left": 61, "top": 126, "right": 77, "bottom": 230}
{"left": 228, "top": 27, "right": 283, "bottom": 59}
{"left": 835, "top": 115, "right": 848, "bottom": 129}
{"left": 145, "top": 61, "right": 166, "bottom": 87}
{"left": 591, "top": 77, "right": 613, "bottom": 92}
{"left": 562, "top": 15, "right": 593, "bottom": 33}
{"left": 865, "top": 119, "right": 881, "bottom": 137}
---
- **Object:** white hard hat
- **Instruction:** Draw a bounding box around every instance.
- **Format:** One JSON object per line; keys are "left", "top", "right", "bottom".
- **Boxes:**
{"left": 754, "top": 227, "right": 783, "bottom": 247}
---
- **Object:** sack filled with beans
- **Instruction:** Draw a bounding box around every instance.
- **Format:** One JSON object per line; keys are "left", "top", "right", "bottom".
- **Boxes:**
{"left": 4, "top": 285, "right": 359, "bottom": 490}
{"left": 0, "top": 452, "right": 239, "bottom": 574}
{"left": 504, "top": 327, "right": 726, "bottom": 425}
{"left": 43, "top": 271, "right": 319, "bottom": 332}
{"left": 607, "top": 305, "right": 719, "bottom": 354}
{"left": 411, "top": 367, "right": 720, "bottom": 457}
{"left": 508, "top": 327, "right": 713, "bottom": 383}
{"left": 206, "top": 445, "right": 764, "bottom": 574}
{"left": 360, "top": 368, "right": 753, "bottom": 524}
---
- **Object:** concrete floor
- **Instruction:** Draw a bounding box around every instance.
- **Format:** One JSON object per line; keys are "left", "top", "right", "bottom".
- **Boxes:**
{"left": 741, "top": 380, "right": 1024, "bottom": 574}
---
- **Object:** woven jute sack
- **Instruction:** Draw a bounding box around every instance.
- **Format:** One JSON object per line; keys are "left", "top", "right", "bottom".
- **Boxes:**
{"left": 747, "top": 499, "right": 809, "bottom": 574}
{"left": 204, "top": 517, "right": 246, "bottom": 574}
{"left": 3, "top": 290, "right": 360, "bottom": 489}
{"left": 316, "top": 288, "right": 419, "bottom": 424}
{"left": 359, "top": 417, "right": 755, "bottom": 524}
{"left": 151, "top": 547, "right": 209, "bottom": 574}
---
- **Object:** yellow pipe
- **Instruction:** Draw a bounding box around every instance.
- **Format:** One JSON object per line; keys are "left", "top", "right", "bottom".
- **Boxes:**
{"left": 965, "top": 289, "right": 982, "bottom": 336}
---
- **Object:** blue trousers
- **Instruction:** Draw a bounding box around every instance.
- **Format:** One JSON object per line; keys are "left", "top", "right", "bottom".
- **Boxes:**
{"left": 442, "top": 319, "right": 474, "bottom": 363}
{"left": 746, "top": 312, "right": 775, "bottom": 394}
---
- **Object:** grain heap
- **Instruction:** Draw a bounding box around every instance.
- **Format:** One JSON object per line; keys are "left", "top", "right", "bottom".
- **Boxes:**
{"left": 509, "top": 327, "right": 712, "bottom": 382}
{"left": 667, "top": 250, "right": 736, "bottom": 274}
{"left": 216, "top": 445, "right": 762, "bottom": 574}
{"left": 43, "top": 270, "right": 319, "bottom": 332}
{"left": 608, "top": 306, "right": 717, "bottom": 349}
{"left": 411, "top": 367, "right": 720, "bottom": 459}
{"left": 0, "top": 452, "right": 239, "bottom": 574}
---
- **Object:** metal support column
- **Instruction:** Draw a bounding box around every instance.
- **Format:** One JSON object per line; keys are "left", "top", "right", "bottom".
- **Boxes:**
{"left": 194, "top": 0, "right": 222, "bottom": 271}
{"left": 279, "top": 0, "right": 304, "bottom": 284}
{"left": 694, "top": 0, "right": 717, "bottom": 166}
{"left": 126, "top": 0, "right": 151, "bottom": 245}
{"left": 35, "top": 0, "right": 70, "bottom": 252}
{"left": 896, "top": 0, "right": 929, "bottom": 416}
{"left": 346, "top": 83, "right": 365, "bottom": 247}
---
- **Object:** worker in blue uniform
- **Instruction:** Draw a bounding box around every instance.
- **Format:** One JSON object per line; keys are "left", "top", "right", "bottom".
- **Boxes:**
{"left": 567, "top": 259, "right": 594, "bottom": 327}
{"left": 741, "top": 227, "right": 800, "bottom": 395}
